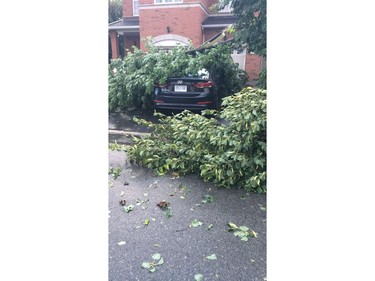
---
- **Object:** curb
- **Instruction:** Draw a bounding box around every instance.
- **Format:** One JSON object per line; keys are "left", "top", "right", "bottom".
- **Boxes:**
{"left": 108, "top": 130, "right": 151, "bottom": 145}
{"left": 108, "top": 129, "right": 151, "bottom": 137}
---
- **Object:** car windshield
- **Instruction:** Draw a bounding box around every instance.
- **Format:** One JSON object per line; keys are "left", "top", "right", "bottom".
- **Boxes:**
{"left": 185, "top": 68, "right": 210, "bottom": 79}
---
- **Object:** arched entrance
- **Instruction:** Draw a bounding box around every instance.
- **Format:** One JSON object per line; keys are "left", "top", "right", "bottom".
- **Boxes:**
{"left": 151, "top": 34, "right": 191, "bottom": 50}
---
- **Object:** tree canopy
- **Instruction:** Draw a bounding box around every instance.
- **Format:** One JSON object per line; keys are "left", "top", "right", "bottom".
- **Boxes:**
{"left": 108, "top": 0, "right": 122, "bottom": 23}
{"left": 213, "top": 0, "right": 266, "bottom": 56}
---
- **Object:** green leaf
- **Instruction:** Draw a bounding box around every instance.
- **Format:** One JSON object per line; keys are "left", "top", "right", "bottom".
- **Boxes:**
{"left": 195, "top": 274, "right": 203, "bottom": 281}
{"left": 124, "top": 204, "right": 134, "bottom": 213}
{"left": 206, "top": 254, "right": 217, "bottom": 260}
{"left": 239, "top": 226, "right": 249, "bottom": 232}
{"left": 164, "top": 208, "right": 172, "bottom": 218}
{"left": 141, "top": 262, "right": 150, "bottom": 269}
{"left": 228, "top": 222, "right": 238, "bottom": 230}
{"left": 201, "top": 194, "right": 214, "bottom": 204}
{"left": 191, "top": 219, "right": 203, "bottom": 227}
{"left": 207, "top": 224, "right": 214, "bottom": 230}
{"left": 157, "top": 257, "right": 164, "bottom": 265}
{"left": 152, "top": 253, "right": 161, "bottom": 260}
{"left": 149, "top": 266, "right": 156, "bottom": 272}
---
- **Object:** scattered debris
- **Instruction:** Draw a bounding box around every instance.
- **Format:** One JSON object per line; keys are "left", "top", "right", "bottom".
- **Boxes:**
{"left": 157, "top": 201, "right": 170, "bottom": 209}
{"left": 124, "top": 181, "right": 129, "bottom": 186}
{"left": 228, "top": 222, "right": 257, "bottom": 241}
{"left": 124, "top": 205, "right": 134, "bottom": 213}
{"left": 201, "top": 194, "right": 214, "bottom": 204}
{"left": 206, "top": 254, "right": 217, "bottom": 260}
{"left": 258, "top": 204, "right": 266, "bottom": 211}
{"left": 157, "top": 201, "right": 172, "bottom": 217}
{"left": 117, "top": 241, "right": 126, "bottom": 246}
{"left": 136, "top": 198, "right": 149, "bottom": 205}
{"left": 194, "top": 274, "right": 203, "bottom": 281}
{"left": 169, "top": 188, "right": 177, "bottom": 196}
{"left": 148, "top": 180, "right": 159, "bottom": 188}
{"left": 164, "top": 208, "right": 172, "bottom": 218}
{"left": 178, "top": 184, "right": 189, "bottom": 199}
{"left": 240, "top": 193, "right": 250, "bottom": 200}
{"left": 190, "top": 219, "right": 203, "bottom": 228}
{"left": 141, "top": 253, "right": 164, "bottom": 273}
{"left": 119, "top": 199, "right": 127, "bottom": 206}
{"left": 109, "top": 166, "right": 122, "bottom": 180}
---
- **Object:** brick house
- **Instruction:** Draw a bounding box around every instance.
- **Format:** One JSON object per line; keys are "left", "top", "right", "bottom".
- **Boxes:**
{"left": 109, "top": 0, "right": 265, "bottom": 83}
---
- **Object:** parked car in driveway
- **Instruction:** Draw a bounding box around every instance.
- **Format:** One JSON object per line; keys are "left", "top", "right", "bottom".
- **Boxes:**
{"left": 152, "top": 69, "right": 219, "bottom": 111}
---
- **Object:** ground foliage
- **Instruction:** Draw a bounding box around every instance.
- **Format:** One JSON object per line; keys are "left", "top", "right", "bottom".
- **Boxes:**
{"left": 126, "top": 87, "right": 266, "bottom": 193}
{"left": 108, "top": 43, "right": 247, "bottom": 111}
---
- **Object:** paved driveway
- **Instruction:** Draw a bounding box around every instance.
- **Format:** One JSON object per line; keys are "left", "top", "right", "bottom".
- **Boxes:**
{"left": 108, "top": 149, "right": 267, "bottom": 281}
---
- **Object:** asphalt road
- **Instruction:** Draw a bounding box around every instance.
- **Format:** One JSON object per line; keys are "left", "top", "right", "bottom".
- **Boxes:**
{"left": 108, "top": 149, "right": 267, "bottom": 281}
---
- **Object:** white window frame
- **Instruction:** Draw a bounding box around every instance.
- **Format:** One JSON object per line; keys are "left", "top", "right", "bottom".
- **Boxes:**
{"left": 154, "top": 0, "right": 183, "bottom": 4}
{"left": 133, "top": 0, "right": 139, "bottom": 16}
{"left": 219, "top": 1, "right": 233, "bottom": 13}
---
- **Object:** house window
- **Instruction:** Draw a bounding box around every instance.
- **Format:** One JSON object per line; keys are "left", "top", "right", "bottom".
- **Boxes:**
{"left": 154, "top": 0, "right": 183, "bottom": 4}
{"left": 133, "top": 0, "right": 139, "bottom": 16}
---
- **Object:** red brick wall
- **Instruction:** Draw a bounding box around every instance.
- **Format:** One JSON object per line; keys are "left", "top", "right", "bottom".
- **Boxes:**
{"left": 139, "top": 5, "right": 207, "bottom": 49}
{"left": 123, "top": 0, "right": 133, "bottom": 17}
{"left": 245, "top": 54, "right": 262, "bottom": 81}
{"left": 185, "top": 0, "right": 218, "bottom": 10}
{"left": 137, "top": 0, "right": 218, "bottom": 5}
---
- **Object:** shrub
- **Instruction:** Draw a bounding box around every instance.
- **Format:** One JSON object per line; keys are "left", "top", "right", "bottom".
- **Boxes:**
{"left": 108, "top": 43, "right": 247, "bottom": 111}
{"left": 126, "top": 87, "right": 266, "bottom": 193}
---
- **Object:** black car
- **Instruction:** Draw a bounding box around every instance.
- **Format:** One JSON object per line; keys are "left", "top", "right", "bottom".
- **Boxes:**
{"left": 152, "top": 69, "right": 219, "bottom": 111}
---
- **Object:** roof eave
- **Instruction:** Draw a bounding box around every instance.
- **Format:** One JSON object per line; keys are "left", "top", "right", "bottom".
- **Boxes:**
{"left": 202, "top": 24, "right": 232, "bottom": 28}
{"left": 108, "top": 26, "right": 140, "bottom": 30}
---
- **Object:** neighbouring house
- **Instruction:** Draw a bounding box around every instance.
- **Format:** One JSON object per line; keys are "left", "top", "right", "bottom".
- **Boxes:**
{"left": 108, "top": 0, "right": 265, "bottom": 84}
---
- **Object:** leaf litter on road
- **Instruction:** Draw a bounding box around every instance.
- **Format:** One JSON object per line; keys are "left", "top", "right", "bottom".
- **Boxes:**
{"left": 206, "top": 254, "right": 217, "bottom": 260}
{"left": 194, "top": 274, "right": 203, "bottom": 281}
{"left": 124, "top": 205, "right": 134, "bottom": 213}
{"left": 201, "top": 194, "right": 214, "bottom": 204}
{"left": 228, "top": 222, "right": 257, "bottom": 241}
{"left": 141, "top": 253, "right": 164, "bottom": 273}
{"left": 190, "top": 219, "right": 203, "bottom": 228}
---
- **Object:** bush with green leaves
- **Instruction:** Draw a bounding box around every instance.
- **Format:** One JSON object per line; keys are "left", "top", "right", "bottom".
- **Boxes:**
{"left": 108, "top": 43, "right": 247, "bottom": 111}
{"left": 126, "top": 87, "right": 266, "bottom": 193}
